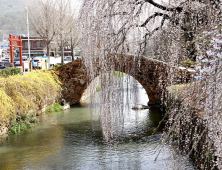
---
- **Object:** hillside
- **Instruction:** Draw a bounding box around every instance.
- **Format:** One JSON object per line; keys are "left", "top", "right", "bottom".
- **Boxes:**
{"left": 0, "top": 0, "right": 27, "bottom": 40}
{"left": 0, "top": 0, "right": 23, "bottom": 15}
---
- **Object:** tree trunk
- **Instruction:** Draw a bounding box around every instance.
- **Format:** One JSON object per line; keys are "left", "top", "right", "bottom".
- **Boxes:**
{"left": 47, "top": 43, "right": 50, "bottom": 69}
{"left": 61, "top": 39, "right": 64, "bottom": 65}
{"left": 184, "top": 31, "right": 196, "bottom": 61}
{"left": 71, "top": 36, "right": 74, "bottom": 61}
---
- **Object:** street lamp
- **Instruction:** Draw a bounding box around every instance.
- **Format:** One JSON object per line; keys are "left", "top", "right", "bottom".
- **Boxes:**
{"left": 24, "top": 7, "right": 30, "bottom": 60}
{"left": 8, "top": 5, "right": 30, "bottom": 60}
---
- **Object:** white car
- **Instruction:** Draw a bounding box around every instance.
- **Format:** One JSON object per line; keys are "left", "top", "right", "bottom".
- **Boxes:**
{"left": 33, "top": 59, "right": 42, "bottom": 69}
{"left": 64, "top": 56, "right": 72, "bottom": 64}
{"left": 14, "top": 58, "right": 23, "bottom": 67}
{"left": 14, "top": 58, "right": 28, "bottom": 67}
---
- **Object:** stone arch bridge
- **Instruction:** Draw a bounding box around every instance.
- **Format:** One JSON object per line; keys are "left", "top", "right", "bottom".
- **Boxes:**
{"left": 56, "top": 55, "right": 194, "bottom": 105}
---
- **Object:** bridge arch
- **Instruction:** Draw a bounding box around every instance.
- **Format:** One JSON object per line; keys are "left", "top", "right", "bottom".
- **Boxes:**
{"left": 56, "top": 55, "right": 191, "bottom": 106}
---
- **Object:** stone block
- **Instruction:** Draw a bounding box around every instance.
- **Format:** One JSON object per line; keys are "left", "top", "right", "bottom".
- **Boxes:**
{"left": 80, "top": 79, "right": 85, "bottom": 85}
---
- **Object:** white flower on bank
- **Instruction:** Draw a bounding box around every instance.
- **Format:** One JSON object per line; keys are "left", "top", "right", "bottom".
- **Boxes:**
{"left": 194, "top": 75, "right": 202, "bottom": 80}
{"left": 216, "top": 34, "right": 222, "bottom": 37}
{"left": 212, "top": 37, "right": 222, "bottom": 44}
{"left": 201, "top": 58, "right": 208, "bottom": 63}
{"left": 209, "top": 59, "right": 216, "bottom": 64}
{"left": 198, "top": 55, "right": 204, "bottom": 60}
{"left": 204, "top": 67, "right": 212, "bottom": 73}
{"left": 217, "top": 53, "right": 222, "bottom": 59}
{"left": 206, "top": 50, "right": 216, "bottom": 56}
{"left": 195, "top": 66, "right": 201, "bottom": 70}
{"left": 213, "top": 44, "right": 221, "bottom": 50}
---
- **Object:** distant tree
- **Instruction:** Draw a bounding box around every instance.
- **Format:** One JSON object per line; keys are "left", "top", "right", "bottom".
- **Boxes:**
{"left": 24, "top": 0, "right": 58, "bottom": 56}
{"left": 54, "top": 0, "right": 78, "bottom": 65}
{"left": 62, "top": 25, "right": 80, "bottom": 61}
{"left": 25, "top": 0, "right": 78, "bottom": 65}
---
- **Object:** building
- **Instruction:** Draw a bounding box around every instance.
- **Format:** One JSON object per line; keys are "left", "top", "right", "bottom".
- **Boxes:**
{"left": 16, "top": 37, "right": 55, "bottom": 58}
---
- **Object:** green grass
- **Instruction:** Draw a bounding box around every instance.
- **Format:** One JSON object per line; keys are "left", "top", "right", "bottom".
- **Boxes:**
{"left": 179, "top": 59, "right": 196, "bottom": 68}
{"left": 9, "top": 113, "right": 39, "bottom": 134}
{"left": 52, "top": 64, "right": 61, "bottom": 69}
{"left": 96, "top": 85, "right": 100, "bottom": 92}
{"left": 113, "top": 71, "right": 126, "bottom": 78}
{"left": 166, "top": 83, "right": 190, "bottom": 98}
{"left": 45, "top": 103, "right": 63, "bottom": 113}
{"left": 9, "top": 121, "right": 32, "bottom": 134}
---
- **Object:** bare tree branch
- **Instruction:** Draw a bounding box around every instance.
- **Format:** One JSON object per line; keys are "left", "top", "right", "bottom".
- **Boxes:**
{"left": 139, "top": 12, "right": 170, "bottom": 27}
{"left": 144, "top": 0, "right": 183, "bottom": 12}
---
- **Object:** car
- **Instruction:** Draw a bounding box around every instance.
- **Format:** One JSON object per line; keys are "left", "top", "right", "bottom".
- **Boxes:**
{"left": 14, "top": 58, "right": 29, "bottom": 67}
{"left": 64, "top": 56, "right": 72, "bottom": 64}
{"left": 22, "top": 56, "right": 28, "bottom": 61}
{"left": 14, "top": 58, "right": 21, "bottom": 67}
{"left": 33, "top": 59, "right": 42, "bottom": 69}
{"left": 0, "top": 58, "right": 10, "bottom": 63}
{"left": 0, "top": 63, "right": 5, "bottom": 69}
{"left": 0, "top": 58, "right": 10, "bottom": 68}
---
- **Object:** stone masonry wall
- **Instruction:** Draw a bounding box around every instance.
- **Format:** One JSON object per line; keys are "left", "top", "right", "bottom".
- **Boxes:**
{"left": 57, "top": 55, "right": 194, "bottom": 106}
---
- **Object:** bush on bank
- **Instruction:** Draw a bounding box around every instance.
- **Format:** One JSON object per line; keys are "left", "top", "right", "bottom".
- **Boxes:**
{"left": 45, "top": 103, "right": 63, "bottom": 113}
{"left": 9, "top": 113, "right": 38, "bottom": 134}
{"left": 0, "top": 67, "right": 23, "bottom": 77}
{"left": 0, "top": 70, "right": 62, "bottom": 126}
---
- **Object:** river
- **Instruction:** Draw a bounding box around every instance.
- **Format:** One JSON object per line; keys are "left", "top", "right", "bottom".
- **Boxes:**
{"left": 0, "top": 76, "right": 194, "bottom": 170}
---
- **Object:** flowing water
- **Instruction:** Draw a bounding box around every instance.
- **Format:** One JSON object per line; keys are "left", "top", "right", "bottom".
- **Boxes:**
{"left": 0, "top": 76, "right": 194, "bottom": 170}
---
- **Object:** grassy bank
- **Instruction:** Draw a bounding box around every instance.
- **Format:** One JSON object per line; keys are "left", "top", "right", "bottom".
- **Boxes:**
{"left": 0, "top": 70, "right": 62, "bottom": 134}
{"left": 165, "top": 83, "right": 218, "bottom": 170}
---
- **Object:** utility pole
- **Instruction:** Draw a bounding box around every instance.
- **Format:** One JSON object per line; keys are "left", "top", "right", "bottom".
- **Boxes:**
{"left": 24, "top": 7, "right": 30, "bottom": 60}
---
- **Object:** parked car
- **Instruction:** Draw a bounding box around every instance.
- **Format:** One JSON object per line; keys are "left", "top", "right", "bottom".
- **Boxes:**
{"left": 0, "top": 58, "right": 10, "bottom": 68}
{"left": 0, "top": 58, "right": 10, "bottom": 63}
{"left": 0, "top": 63, "right": 5, "bottom": 69}
{"left": 64, "top": 56, "right": 72, "bottom": 64}
{"left": 33, "top": 59, "right": 42, "bottom": 69}
{"left": 4, "top": 57, "right": 10, "bottom": 61}
{"left": 14, "top": 58, "right": 22, "bottom": 67}
{"left": 14, "top": 58, "right": 29, "bottom": 67}
{"left": 49, "top": 56, "right": 61, "bottom": 67}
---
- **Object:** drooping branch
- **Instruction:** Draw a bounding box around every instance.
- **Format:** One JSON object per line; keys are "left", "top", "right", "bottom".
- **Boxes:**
{"left": 139, "top": 12, "right": 170, "bottom": 27}
{"left": 144, "top": 0, "right": 183, "bottom": 12}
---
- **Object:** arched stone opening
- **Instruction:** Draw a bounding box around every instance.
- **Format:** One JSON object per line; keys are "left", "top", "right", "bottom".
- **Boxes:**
{"left": 56, "top": 55, "right": 192, "bottom": 106}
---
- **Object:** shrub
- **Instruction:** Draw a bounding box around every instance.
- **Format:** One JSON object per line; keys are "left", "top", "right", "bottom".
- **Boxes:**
{"left": 45, "top": 103, "right": 63, "bottom": 113}
{"left": 9, "top": 120, "right": 33, "bottom": 134}
{"left": 0, "top": 70, "right": 62, "bottom": 124}
{"left": 52, "top": 64, "right": 61, "bottom": 69}
{"left": 0, "top": 67, "right": 22, "bottom": 77}
{"left": 179, "top": 58, "right": 196, "bottom": 68}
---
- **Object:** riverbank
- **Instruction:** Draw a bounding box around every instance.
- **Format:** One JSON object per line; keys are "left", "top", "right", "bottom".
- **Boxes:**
{"left": 0, "top": 78, "right": 195, "bottom": 170}
{"left": 0, "top": 70, "right": 62, "bottom": 135}
{"left": 165, "top": 83, "right": 220, "bottom": 170}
